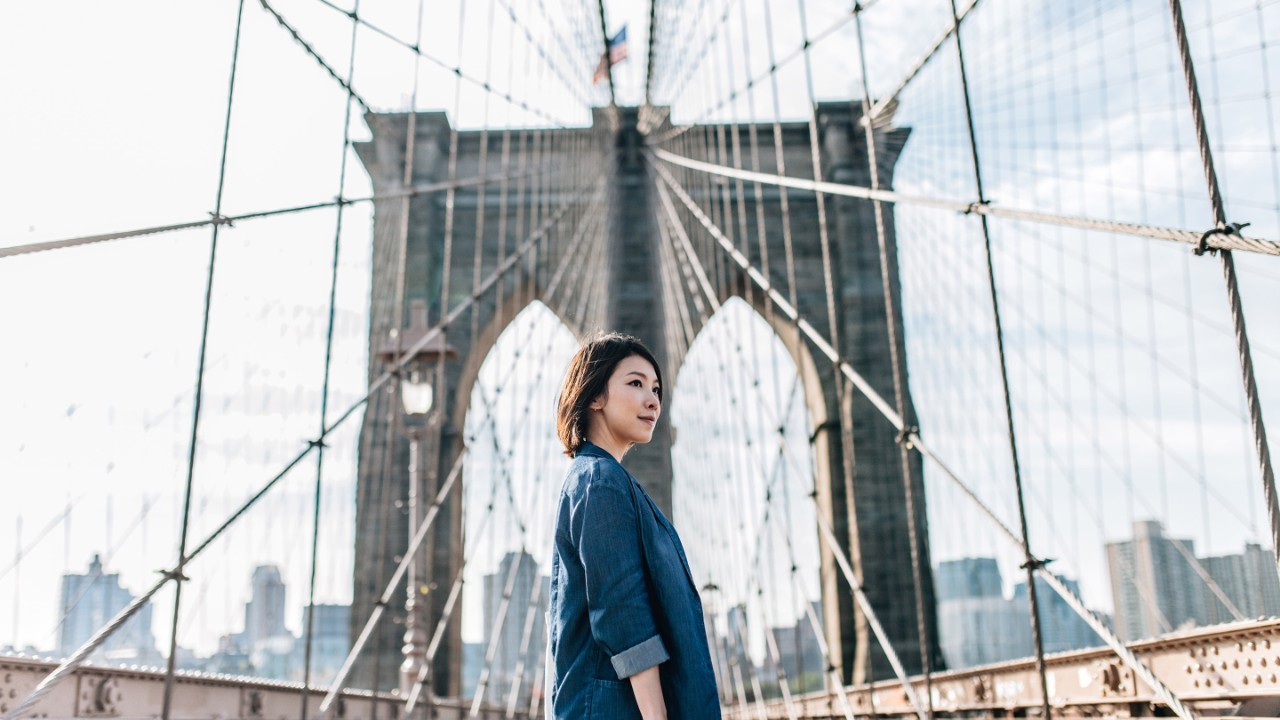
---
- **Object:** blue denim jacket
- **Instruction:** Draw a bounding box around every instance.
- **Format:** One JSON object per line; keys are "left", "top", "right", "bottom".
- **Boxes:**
{"left": 549, "top": 442, "right": 721, "bottom": 719}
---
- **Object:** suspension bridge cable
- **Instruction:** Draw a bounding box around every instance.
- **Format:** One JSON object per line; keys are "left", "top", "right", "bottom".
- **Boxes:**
{"left": 256, "top": 0, "right": 377, "bottom": 119}
{"left": 3, "top": 171, "right": 598, "bottom": 720}
{"left": 161, "top": 1, "right": 246, "bottom": 716}
{"left": 842, "top": 2, "right": 940, "bottom": 712}
{"left": 0, "top": 498, "right": 81, "bottom": 583}
{"left": 717, "top": 326, "right": 851, "bottom": 716}
{"left": 399, "top": 290, "right": 559, "bottom": 711}
{"left": 300, "top": 0, "right": 366, "bottom": 715}
{"left": 306, "top": 0, "right": 586, "bottom": 127}
{"left": 405, "top": 218, "right": 604, "bottom": 713}
{"left": 941, "top": 0, "right": 1051, "bottom": 715}
{"left": 650, "top": 154, "right": 1200, "bottom": 720}
{"left": 317, "top": 451, "right": 467, "bottom": 718}
{"left": 863, "top": 0, "right": 981, "bottom": 123}
{"left": 654, "top": 173, "right": 928, "bottom": 720}
{"left": 0, "top": 171, "right": 536, "bottom": 260}
{"left": 648, "top": 147, "right": 1280, "bottom": 255}
{"left": 1166, "top": 0, "right": 1279, "bottom": 586}
{"left": 650, "top": 7, "right": 857, "bottom": 144}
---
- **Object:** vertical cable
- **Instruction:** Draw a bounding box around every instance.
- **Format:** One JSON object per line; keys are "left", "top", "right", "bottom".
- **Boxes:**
{"left": 161, "top": 2, "right": 246, "bottom": 717}
{"left": 300, "top": 1, "right": 368, "bottom": 716}
{"left": 942, "top": 0, "right": 1052, "bottom": 715}
{"left": 845, "top": 4, "right": 936, "bottom": 713}
{"left": 1166, "top": 0, "right": 1279, "bottom": 583}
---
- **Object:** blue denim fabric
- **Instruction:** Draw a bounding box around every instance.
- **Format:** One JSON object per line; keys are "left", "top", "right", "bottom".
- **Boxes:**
{"left": 549, "top": 442, "right": 721, "bottom": 719}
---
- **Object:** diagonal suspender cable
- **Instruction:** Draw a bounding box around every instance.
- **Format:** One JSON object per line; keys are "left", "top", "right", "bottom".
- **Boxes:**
{"left": 1166, "top": 0, "right": 1279, "bottom": 586}
{"left": 664, "top": 195, "right": 853, "bottom": 717}
{"left": 654, "top": 172, "right": 928, "bottom": 720}
{"left": 942, "top": 0, "right": 1051, "bottom": 716}
{"left": 648, "top": 148, "right": 1280, "bottom": 256}
{"left": 863, "top": 0, "right": 981, "bottom": 124}
{"left": 650, "top": 154, "right": 1199, "bottom": 720}
{"left": 160, "top": 2, "right": 246, "bottom": 718}
{"left": 0, "top": 171, "right": 535, "bottom": 260}
{"left": 844, "top": 4, "right": 935, "bottom": 715}
{"left": 301, "top": 1, "right": 368, "bottom": 717}
{"left": 309, "top": 0, "right": 583, "bottom": 126}
{"left": 2, "top": 171, "right": 596, "bottom": 720}
{"left": 317, "top": 451, "right": 468, "bottom": 718}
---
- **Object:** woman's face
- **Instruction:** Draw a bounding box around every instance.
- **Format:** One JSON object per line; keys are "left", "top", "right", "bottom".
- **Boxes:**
{"left": 588, "top": 354, "right": 662, "bottom": 451}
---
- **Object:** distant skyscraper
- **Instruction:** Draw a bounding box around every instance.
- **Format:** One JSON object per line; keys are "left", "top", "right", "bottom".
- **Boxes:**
{"left": 480, "top": 552, "right": 547, "bottom": 705}
{"left": 934, "top": 557, "right": 1031, "bottom": 668}
{"left": 769, "top": 601, "right": 825, "bottom": 694}
{"left": 301, "top": 603, "right": 351, "bottom": 685}
{"left": 1012, "top": 576, "right": 1097, "bottom": 654}
{"left": 1201, "top": 544, "right": 1280, "bottom": 624}
{"left": 935, "top": 557, "right": 1003, "bottom": 601}
{"left": 1106, "top": 520, "right": 1207, "bottom": 641}
{"left": 244, "top": 565, "right": 288, "bottom": 647}
{"left": 57, "top": 554, "right": 158, "bottom": 664}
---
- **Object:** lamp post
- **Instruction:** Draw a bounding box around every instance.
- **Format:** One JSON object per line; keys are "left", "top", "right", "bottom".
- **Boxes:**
{"left": 378, "top": 300, "right": 456, "bottom": 705}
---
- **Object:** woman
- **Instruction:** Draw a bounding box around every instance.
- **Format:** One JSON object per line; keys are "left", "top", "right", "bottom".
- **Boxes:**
{"left": 549, "top": 333, "right": 720, "bottom": 719}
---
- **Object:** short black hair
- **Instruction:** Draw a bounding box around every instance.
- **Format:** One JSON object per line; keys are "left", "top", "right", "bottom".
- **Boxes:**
{"left": 556, "top": 333, "right": 663, "bottom": 457}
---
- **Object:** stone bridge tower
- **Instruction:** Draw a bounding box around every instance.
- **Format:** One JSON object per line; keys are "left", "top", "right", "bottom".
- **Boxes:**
{"left": 350, "top": 103, "right": 940, "bottom": 694}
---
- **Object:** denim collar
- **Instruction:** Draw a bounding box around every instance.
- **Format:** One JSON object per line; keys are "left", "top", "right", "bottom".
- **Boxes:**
{"left": 576, "top": 440, "right": 614, "bottom": 461}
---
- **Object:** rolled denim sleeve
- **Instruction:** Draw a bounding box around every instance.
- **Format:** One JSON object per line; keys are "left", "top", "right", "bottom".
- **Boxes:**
{"left": 572, "top": 464, "right": 670, "bottom": 678}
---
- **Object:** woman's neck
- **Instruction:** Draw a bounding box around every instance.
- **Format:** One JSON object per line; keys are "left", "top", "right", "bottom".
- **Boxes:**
{"left": 585, "top": 432, "right": 631, "bottom": 462}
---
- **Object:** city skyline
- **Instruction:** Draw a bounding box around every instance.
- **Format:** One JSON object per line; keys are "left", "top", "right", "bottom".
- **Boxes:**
{"left": 3, "top": 0, "right": 1277, "bottom": 697}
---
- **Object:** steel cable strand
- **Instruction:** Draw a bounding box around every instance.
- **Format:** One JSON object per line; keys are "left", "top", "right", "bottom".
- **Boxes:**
{"left": 942, "top": 0, "right": 1051, "bottom": 715}
{"left": 1166, "top": 0, "right": 1279, "bottom": 587}
{"left": 649, "top": 11, "right": 858, "bottom": 146}
{"left": 449, "top": 132, "right": 601, "bottom": 720}
{"left": 863, "top": 0, "right": 982, "bottom": 123}
{"left": 656, "top": 0, "right": 738, "bottom": 118}
{"left": 464, "top": 359, "right": 561, "bottom": 717}
{"left": 460, "top": 217, "right": 605, "bottom": 708}
{"left": 660, "top": 189, "right": 855, "bottom": 717}
{"left": 651, "top": 153, "right": 1202, "bottom": 720}
{"left": 306, "top": 0, "right": 582, "bottom": 128}
{"left": 0, "top": 170, "right": 539, "bottom": 260}
{"left": 3, "top": 174, "right": 598, "bottom": 720}
{"left": 843, "top": 4, "right": 937, "bottom": 713}
{"left": 648, "top": 148, "right": 1280, "bottom": 255}
{"left": 317, "top": 451, "right": 469, "bottom": 718}
{"left": 402, "top": 474, "right": 501, "bottom": 715}
{"left": 300, "top": 1, "right": 369, "bottom": 715}
{"left": 402, "top": 223, "right": 601, "bottom": 712}
{"left": 982, "top": 288, "right": 1246, "bottom": 624}
{"left": 654, "top": 172, "right": 927, "bottom": 720}
{"left": 159, "top": 1, "right": 247, "bottom": 716}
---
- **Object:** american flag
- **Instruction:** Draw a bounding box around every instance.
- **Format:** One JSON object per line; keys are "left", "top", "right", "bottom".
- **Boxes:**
{"left": 592, "top": 26, "right": 628, "bottom": 84}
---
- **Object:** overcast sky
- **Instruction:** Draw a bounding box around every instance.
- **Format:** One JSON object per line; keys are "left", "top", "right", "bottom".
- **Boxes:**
{"left": 1, "top": 0, "right": 1278, "bottom": 677}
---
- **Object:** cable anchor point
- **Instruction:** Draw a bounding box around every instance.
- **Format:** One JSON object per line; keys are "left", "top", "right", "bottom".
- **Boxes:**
{"left": 895, "top": 425, "right": 919, "bottom": 449}
{"left": 208, "top": 212, "right": 234, "bottom": 228}
{"left": 307, "top": 437, "right": 329, "bottom": 450}
{"left": 1195, "top": 221, "right": 1250, "bottom": 256}
{"left": 1019, "top": 555, "right": 1053, "bottom": 572}
{"left": 159, "top": 567, "right": 191, "bottom": 583}
{"left": 962, "top": 200, "right": 989, "bottom": 216}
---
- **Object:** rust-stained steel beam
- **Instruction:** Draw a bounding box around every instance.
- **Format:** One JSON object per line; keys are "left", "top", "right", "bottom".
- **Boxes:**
{"left": 725, "top": 619, "right": 1280, "bottom": 718}
{"left": 0, "top": 655, "right": 525, "bottom": 719}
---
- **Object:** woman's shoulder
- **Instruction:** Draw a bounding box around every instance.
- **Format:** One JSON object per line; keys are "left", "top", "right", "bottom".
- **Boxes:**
{"left": 566, "top": 450, "right": 630, "bottom": 492}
